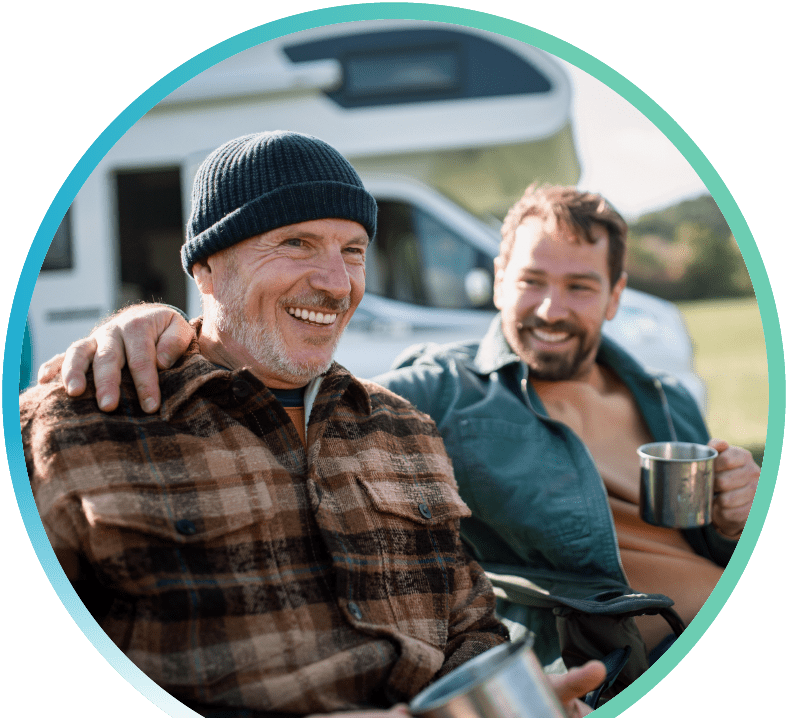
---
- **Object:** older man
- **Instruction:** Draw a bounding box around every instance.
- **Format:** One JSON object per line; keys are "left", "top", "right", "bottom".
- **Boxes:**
{"left": 24, "top": 133, "right": 606, "bottom": 717}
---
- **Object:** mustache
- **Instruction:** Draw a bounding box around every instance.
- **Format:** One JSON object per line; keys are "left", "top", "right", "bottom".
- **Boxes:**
{"left": 516, "top": 316, "right": 580, "bottom": 334}
{"left": 280, "top": 291, "right": 351, "bottom": 314}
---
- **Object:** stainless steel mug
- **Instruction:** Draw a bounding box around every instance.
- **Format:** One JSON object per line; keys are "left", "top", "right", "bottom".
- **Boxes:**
{"left": 409, "top": 638, "right": 566, "bottom": 718}
{"left": 637, "top": 441, "right": 718, "bottom": 528}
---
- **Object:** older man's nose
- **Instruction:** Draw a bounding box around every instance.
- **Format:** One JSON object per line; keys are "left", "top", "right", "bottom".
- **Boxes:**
{"left": 310, "top": 250, "right": 353, "bottom": 298}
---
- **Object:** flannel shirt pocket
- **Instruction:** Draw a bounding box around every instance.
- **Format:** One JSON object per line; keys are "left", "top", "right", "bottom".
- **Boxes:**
{"left": 357, "top": 475, "right": 471, "bottom": 526}
{"left": 82, "top": 485, "right": 260, "bottom": 543}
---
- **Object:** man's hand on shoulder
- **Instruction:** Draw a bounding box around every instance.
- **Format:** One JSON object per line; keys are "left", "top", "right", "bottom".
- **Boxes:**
{"left": 708, "top": 438, "right": 760, "bottom": 539}
{"left": 37, "top": 303, "right": 192, "bottom": 413}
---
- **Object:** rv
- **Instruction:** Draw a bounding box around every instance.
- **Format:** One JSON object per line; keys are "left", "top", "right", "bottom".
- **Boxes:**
{"left": 26, "top": 19, "right": 703, "bottom": 406}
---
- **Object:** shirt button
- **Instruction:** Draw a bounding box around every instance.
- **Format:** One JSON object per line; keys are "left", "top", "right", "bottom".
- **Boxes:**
{"left": 347, "top": 601, "right": 363, "bottom": 620}
{"left": 232, "top": 380, "right": 252, "bottom": 399}
{"left": 175, "top": 519, "right": 197, "bottom": 536}
{"left": 418, "top": 503, "right": 432, "bottom": 519}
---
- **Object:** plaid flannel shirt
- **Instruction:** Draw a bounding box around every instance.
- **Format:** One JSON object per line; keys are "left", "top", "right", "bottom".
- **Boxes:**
{"left": 21, "top": 339, "right": 507, "bottom": 716}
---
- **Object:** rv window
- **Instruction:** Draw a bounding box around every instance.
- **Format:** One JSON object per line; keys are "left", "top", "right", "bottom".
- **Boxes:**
{"left": 41, "top": 207, "right": 74, "bottom": 271}
{"left": 371, "top": 200, "right": 495, "bottom": 310}
{"left": 413, "top": 208, "right": 495, "bottom": 310}
{"left": 284, "top": 28, "right": 552, "bottom": 109}
{"left": 344, "top": 46, "right": 461, "bottom": 99}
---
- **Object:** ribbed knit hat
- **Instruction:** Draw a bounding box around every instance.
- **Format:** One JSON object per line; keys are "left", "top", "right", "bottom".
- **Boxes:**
{"left": 182, "top": 130, "right": 377, "bottom": 275}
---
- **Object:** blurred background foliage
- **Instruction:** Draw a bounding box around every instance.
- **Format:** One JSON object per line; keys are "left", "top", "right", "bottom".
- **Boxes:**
{"left": 625, "top": 194, "right": 767, "bottom": 465}
{"left": 626, "top": 195, "right": 754, "bottom": 302}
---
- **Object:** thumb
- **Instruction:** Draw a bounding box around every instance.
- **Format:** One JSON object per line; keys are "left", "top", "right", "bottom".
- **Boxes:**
{"left": 708, "top": 438, "right": 729, "bottom": 454}
{"left": 550, "top": 661, "right": 607, "bottom": 704}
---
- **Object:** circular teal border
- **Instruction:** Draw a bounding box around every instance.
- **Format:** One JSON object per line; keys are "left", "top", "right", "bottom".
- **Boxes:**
{"left": 4, "top": 4, "right": 783, "bottom": 717}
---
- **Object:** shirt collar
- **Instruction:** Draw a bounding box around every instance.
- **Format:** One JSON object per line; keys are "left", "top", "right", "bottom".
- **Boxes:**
{"left": 158, "top": 320, "right": 372, "bottom": 420}
{"left": 471, "top": 314, "right": 523, "bottom": 376}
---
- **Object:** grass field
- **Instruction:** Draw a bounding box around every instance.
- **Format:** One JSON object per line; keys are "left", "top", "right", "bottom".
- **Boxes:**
{"left": 676, "top": 297, "right": 769, "bottom": 462}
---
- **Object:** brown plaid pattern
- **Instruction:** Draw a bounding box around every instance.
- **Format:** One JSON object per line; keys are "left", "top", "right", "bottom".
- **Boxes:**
{"left": 21, "top": 340, "right": 507, "bottom": 716}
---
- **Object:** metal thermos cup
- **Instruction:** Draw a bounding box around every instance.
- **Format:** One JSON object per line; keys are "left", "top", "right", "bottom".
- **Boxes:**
{"left": 409, "top": 638, "right": 566, "bottom": 718}
{"left": 637, "top": 441, "right": 717, "bottom": 528}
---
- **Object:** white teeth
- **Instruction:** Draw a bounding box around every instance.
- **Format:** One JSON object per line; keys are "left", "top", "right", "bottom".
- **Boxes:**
{"left": 532, "top": 328, "right": 570, "bottom": 343}
{"left": 286, "top": 308, "right": 337, "bottom": 325}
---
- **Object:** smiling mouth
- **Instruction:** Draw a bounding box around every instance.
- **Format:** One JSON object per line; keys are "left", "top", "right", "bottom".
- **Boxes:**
{"left": 286, "top": 307, "right": 339, "bottom": 326}
{"left": 530, "top": 327, "right": 572, "bottom": 344}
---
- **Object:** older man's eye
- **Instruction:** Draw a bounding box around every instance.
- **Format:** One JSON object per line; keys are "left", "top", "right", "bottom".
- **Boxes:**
{"left": 342, "top": 246, "right": 366, "bottom": 262}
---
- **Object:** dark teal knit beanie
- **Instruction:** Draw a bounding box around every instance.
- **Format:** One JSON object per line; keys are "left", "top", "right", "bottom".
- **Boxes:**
{"left": 182, "top": 130, "right": 377, "bottom": 275}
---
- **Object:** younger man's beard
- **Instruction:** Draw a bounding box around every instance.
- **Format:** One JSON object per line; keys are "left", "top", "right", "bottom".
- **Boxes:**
{"left": 517, "top": 317, "right": 599, "bottom": 381}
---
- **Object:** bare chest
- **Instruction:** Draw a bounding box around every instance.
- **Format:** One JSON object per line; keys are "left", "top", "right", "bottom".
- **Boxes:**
{"left": 532, "top": 375, "right": 653, "bottom": 503}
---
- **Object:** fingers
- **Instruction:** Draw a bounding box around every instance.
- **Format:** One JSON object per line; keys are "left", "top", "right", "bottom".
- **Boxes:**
{"left": 92, "top": 305, "right": 192, "bottom": 413}
{"left": 710, "top": 441, "right": 760, "bottom": 538}
{"left": 111, "top": 310, "right": 188, "bottom": 413}
{"left": 116, "top": 339, "right": 160, "bottom": 413}
{"left": 37, "top": 352, "right": 67, "bottom": 385}
{"left": 154, "top": 313, "right": 196, "bottom": 370}
{"left": 34, "top": 303, "right": 192, "bottom": 414}
{"left": 549, "top": 660, "right": 607, "bottom": 710}
{"left": 92, "top": 326, "right": 127, "bottom": 412}
{"left": 707, "top": 438, "right": 729, "bottom": 455}
{"left": 59, "top": 337, "right": 100, "bottom": 397}
{"left": 713, "top": 480, "right": 757, "bottom": 537}
{"left": 712, "top": 442, "right": 751, "bottom": 474}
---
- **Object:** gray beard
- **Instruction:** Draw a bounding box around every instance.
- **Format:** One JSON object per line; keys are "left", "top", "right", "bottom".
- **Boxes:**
{"left": 212, "top": 280, "right": 341, "bottom": 384}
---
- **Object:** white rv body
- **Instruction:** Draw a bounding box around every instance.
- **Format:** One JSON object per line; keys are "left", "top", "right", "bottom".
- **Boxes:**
{"left": 26, "top": 19, "right": 704, "bottom": 406}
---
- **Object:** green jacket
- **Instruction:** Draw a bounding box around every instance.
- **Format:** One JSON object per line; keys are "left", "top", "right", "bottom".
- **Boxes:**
{"left": 375, "top": 315, "right": 738, "bottom": 663}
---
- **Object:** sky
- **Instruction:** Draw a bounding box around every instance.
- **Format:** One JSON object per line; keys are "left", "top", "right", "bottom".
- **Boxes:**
{"left": 562, "top": 61, "right": 710, "bottom": 219}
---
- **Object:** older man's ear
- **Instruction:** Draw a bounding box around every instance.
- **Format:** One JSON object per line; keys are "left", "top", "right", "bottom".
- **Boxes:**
{"left": 191, "top": 258, "right": 214, "bottom": 295}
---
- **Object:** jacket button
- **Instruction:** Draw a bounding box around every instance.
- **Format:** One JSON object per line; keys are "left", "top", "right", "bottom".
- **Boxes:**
{"left": 232, "top": 380, "right": 252, "bottom": 398}
{"left": 418, "top": 503, "right": 432, "bottom": 519}
{"left": 175, "top": 519, "right": 197, "bottom": 536}
{"left": 347, "top": 601, "right": 363, "bottom": 620}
